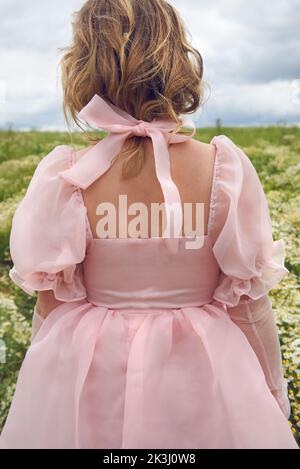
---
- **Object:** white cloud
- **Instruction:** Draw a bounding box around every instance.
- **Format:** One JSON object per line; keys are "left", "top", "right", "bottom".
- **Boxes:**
{"left": 0, "top": 0, "right": 299, "bottom": 129}
{"left": 199, "top": 79, "right": 300, "bottom": 126}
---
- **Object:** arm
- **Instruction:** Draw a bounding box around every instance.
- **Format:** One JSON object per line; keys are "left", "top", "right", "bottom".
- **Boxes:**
{"left": 209, "top": 136, "right": 291, "bottom": 419}
{"left": 31, "top": 291, "right": 64, "bottom": 341}
{"left": 227, "top": 294, "right": 291, "bottom": 419}
{"left": 36, "top": 290, "right": 64, "bottom": 318}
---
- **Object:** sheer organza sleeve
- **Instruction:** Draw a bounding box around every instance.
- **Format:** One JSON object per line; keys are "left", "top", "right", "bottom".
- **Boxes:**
{"left": 9, "top": 145, "right": 90, "bottom": 303}
{"left": 209, "top": 135, "right": 291, "bottom": 419}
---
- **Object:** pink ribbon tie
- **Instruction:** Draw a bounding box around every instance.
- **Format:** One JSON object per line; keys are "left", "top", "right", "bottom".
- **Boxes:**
{"left": 59, "top": 94, "right": 196, "bottom": 249}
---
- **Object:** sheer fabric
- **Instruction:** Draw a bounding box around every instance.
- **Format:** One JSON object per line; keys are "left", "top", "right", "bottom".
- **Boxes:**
{"left": 210, "top": 135, "right": 290, "bottom": 417}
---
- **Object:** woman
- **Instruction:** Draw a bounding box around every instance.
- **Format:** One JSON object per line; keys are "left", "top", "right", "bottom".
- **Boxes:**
{"left": 0, "top": 0, "right": 298, "bottom": 449}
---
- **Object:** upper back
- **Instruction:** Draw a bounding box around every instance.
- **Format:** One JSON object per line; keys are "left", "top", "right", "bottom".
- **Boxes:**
{"left": 77, "top": 138, "right": 216, "bottom": 239}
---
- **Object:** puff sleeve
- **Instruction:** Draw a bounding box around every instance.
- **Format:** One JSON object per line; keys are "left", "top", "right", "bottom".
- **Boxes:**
{"left": 209, "top": 135, "right": 291, "bottom": 419}
{"left": 9, "top": 145, "right": 89, "bottom": 303}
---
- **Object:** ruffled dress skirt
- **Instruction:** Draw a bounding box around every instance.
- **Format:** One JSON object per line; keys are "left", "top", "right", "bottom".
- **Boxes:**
{"left": 0, "top": 298, "right": 298, "bottom": 449}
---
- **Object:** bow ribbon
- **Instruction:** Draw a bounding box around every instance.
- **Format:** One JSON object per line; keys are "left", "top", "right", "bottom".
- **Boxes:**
{"left": 59, "top": 94, "right": 196, "bottom": 249}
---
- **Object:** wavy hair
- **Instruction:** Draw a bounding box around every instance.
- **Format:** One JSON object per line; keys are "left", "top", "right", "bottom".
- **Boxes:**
{"left": 60, "top": 0, "right": 204, "bottom": 178}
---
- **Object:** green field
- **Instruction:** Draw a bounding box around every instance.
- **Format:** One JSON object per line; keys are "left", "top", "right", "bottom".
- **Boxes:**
{"left": 0, "top": 127, "right": 299, "bottom": 444}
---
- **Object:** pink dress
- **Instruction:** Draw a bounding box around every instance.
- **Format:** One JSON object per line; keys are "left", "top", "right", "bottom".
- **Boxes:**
{"left": 0, "top": 95, "right": 298, "bottom": 449}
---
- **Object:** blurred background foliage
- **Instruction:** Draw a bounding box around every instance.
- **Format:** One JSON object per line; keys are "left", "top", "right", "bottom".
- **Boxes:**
{"left": 0, "top": 126, "right": 299, "bottom": 444}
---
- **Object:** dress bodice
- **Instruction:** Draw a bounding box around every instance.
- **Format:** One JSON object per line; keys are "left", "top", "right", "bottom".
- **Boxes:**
{"left": 83, "top": 236, "right": 221, "bottom": 309}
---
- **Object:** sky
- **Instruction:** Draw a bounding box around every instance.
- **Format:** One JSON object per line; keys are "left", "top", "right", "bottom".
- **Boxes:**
{"left": 0, "top": 0, "right": 299, "bottom": 130}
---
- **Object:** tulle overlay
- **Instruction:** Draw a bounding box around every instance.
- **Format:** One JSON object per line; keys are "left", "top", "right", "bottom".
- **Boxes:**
{"left": 1, "top": 131, "right": 298, "bottom": 449}
{"left": 0, "top": 300, "right": 297, "bottom": 449}
{"left": 213, "top": 239, "right": 289, "bottom": 308}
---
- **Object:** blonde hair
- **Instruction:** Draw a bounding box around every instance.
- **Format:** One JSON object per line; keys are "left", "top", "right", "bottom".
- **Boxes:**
{"left": 60, "top": 0, "right": 204, "bottom": 178}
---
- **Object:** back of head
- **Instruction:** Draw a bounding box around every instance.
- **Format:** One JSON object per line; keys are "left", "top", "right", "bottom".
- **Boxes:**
{"left": 60, "top": 0, "right": 204, "bottom": 177}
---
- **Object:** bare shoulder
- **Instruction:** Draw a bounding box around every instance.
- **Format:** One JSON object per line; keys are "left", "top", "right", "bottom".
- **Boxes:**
{"left": 170, "top": 137, "right": 216, "bottom": 177}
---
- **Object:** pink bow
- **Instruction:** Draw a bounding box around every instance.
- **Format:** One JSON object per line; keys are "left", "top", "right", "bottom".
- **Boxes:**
{"left": 59, "top": 94, "right": 196, "bottom": 242}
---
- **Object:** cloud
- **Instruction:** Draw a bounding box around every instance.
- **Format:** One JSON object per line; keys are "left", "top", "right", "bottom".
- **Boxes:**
{"left": 0, "top": 0, "right": 83, "bottom": 130}
{"left": 0, "top": 0, "right": 299, "bottom": 129}
{"left": 199, "top": 80, "right": 300, "bottom": 126}
{"left": 176, "top": 0, "right": 300, "bottom": 83}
